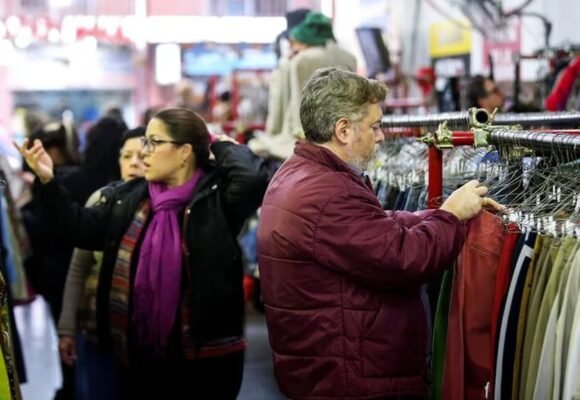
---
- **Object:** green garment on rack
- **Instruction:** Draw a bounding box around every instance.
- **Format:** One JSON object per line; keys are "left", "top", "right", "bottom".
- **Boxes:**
{"left": 0, "top": 338, "right": 11, "bottom": 400}
{"left": 431, "top": 269, "right": 453, "bottom": 400}
{"left": 0, "top": 268, "right": 21, "bottom": 400}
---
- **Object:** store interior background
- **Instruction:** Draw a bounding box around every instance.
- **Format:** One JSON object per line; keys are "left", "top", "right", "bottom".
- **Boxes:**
{"left": 0, "top": 0, "right": 580, "bottom": 399}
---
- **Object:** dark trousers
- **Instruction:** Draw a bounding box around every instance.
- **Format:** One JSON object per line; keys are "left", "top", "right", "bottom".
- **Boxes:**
{"left": 120, "top": 350, "right": 244, "bottom": 400}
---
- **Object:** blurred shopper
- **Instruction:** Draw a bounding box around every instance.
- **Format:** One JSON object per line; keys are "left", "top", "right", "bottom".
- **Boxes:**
{"left": 250, "top": 12, "right": 357, "bottom": 160}
{"left": 273, "top": 8, "right": 311, "bottom": 63}
{"left": 57, "top": 128, "right": 146, "bottom": 400}
{"left": 266, "top": 8, "right": 311, "bottom": 138}
{"left": 21, "top": 117, "right": 125, "bottom": 400}
{"left": 258, "top": 68, "right": 503, "bottom": 399}
{"left": 466, "top": 74, "right": 505, "bottom": 113}
{"left": 17, "top": 108, "right": 270, "bottom": 399}
{"left": 142, "top": 106, "right": 162, "bottom": 127}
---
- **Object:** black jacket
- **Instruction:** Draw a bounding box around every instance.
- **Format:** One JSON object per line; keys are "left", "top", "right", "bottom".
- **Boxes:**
{"left": 36, "top": 141, "right": 270, "bottom": 346}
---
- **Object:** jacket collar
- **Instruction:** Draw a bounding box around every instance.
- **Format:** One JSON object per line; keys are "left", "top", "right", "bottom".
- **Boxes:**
{"left": 294, "top": 140, "right": 374, "bottom": 190}
{"left": 294, "top": 141, "right": 351, "bottom": 172}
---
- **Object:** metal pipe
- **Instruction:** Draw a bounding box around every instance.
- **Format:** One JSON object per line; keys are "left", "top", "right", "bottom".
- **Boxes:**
{"left": 493, "top": 111, "right": 580, "bottom": 128}
{"left": 487, "top": 129, "right": 580, "bottom": 153}
{"left": 382, "top": 109, "right": 489, "bottom": 130}
{"left": 381, "top": 127, "right": 422, "bottom": 137}
{"left": 428, "top": 146, "right": 443, "bottom": 209}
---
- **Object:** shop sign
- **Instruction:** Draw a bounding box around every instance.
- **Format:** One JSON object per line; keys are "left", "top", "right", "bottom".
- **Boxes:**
{"left": 429, "top": 19, "right": 472, "bottom": 58}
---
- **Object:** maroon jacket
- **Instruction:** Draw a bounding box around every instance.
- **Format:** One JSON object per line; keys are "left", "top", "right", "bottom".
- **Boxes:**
{"left": 258, "top": 141, "right": 467, "bottom": 399}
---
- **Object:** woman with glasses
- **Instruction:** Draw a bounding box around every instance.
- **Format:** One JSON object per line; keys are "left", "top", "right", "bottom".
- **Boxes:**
{"left": 17, "top": 108, "right": 270, "bottom": 399}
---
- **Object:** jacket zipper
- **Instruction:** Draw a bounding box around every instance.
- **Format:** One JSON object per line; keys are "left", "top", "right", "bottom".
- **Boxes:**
{"left": 181, "top": 182, "right": 219, "bottom": 350}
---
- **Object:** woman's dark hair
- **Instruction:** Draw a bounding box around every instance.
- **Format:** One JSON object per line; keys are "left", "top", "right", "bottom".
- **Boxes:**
{"left": 83, "top": 117, "right": 125, "bottom": 182}
{"left": 29, "top": 122, "right": 80, "bottom": 165}
{"left": 120, "top": 126, "right": 145, "bottom": 148}
{"left": 466, "top": 75, "right": 489, "bottom": 109}
{"left": 152, "top": 108, "right": 210, "bottom": 169}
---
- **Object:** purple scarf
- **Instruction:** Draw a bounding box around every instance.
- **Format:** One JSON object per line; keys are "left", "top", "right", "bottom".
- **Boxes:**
{"left": 132, "top": 170, "right": 204, "bottom": 356}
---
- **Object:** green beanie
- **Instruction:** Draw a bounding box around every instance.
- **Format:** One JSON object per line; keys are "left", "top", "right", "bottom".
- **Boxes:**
{"left": 290, "top": 12, "right": 335, "bottom": 47}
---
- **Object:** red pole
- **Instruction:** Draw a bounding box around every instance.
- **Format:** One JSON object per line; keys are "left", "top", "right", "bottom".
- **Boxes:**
{"left": 428, "top": 146, "right": 443, "bottom": 209}
{"left": 452, "top": 132, "right": 475, "bottom": 146}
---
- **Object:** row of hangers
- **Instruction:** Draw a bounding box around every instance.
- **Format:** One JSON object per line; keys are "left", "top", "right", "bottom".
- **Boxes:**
{"left": 373, "top": 128, "right": 580, "bottom": 237}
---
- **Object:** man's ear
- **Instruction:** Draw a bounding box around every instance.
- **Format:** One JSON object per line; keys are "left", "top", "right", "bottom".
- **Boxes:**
{"left": 334, "top": 118, "right": 351, "bottom": 145}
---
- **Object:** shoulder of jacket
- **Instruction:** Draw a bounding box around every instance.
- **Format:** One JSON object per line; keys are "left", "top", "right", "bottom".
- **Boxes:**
{"left": 102, "top": 178, "right": 148, "bottom": 205}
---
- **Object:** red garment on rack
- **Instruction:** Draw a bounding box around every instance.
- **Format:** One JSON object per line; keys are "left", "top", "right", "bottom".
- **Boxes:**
{"left": 545, "top": 55, "right": 580, "bottom": 111}
{"left": 489, "top": 226, "right": 520, "bottom": 400}
{"left": 442, "top": 211, "right": 506, "bottom": 400}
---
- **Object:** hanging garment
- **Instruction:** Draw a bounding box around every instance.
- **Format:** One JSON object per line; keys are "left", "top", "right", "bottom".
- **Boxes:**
{"left": 0, "top": 267, "right": 21, "bottom": 400}
{"left": 511, "top": 235, "right": 544, "bottom": 400}
{"left": 431, "top": 269, "right": 453, "bottom": 400}
{"left": 490, "top": 227, "right": 521, "bottom": 364}
{"left": 493, "top": 232, "right": 537, "bottom": 400}
{"left": 557, "top": 245, "right": 580, "bottom": 399}
{"left": 563, "top": 248, "right": 580, "bottom": 400}
{"left": 519, "top": 237, "right": 559, "bottom": 399}
{"left": 545, "top": 240, "right": 579, "bottom": 400}
{"left": 442, "top": 211, "right": 506, "bottom": 400}
{"left": 524, "top": 236, "right": 576, "bottom": 400}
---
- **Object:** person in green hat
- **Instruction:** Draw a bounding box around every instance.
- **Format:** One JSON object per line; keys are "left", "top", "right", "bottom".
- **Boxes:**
{"left": 289, "top": 12, "right": 336, "bottom": 55}
{"left": 250, "top": 12, "right": 356, "bottom": 160}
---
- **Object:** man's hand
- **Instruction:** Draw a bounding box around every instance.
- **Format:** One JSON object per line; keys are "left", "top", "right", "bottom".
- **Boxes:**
{"left": 13, "top": 139, "right": 54, "bottom": 184}
{"left": 440, "top": 180, "right": 504, "bottom": 221}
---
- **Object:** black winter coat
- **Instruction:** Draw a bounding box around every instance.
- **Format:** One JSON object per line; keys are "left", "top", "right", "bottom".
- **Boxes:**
{"left": 35, "top": 141, "right": 270, "bottom": 346}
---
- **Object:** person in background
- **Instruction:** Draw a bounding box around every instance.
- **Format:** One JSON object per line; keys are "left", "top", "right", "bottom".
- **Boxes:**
{"left": 21, "top": 117, "right": 125, "bottom": 400}
{"left": 250, "top": 12, "right": 357, "bottom": 160}
{"left": 273, "top": 8, "right": 311, "bottom": 63}
{"left": 17, "top": 108, "right": 270, "bottom": 399}
{"left": 265, "top": 8, "right": 311, "bottom": 138}
{"left": 103, "top": 108, "right": 129, "bottom": 133}
{"left": 257, "top": 67, "right": 504, "bottom": 399}
{"left": 466, "top": 74, "right": 505, "bottom": 113}
{"left": 142, "top": 106, "right": 162, "bottom": 127}
{"left": 57, "top": 127, "right": 146, "bottom": 400}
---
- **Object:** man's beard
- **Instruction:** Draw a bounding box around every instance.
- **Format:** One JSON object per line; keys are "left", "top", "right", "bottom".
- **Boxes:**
{"left": 351, "top": 145, "right": 378, "bottom": 172}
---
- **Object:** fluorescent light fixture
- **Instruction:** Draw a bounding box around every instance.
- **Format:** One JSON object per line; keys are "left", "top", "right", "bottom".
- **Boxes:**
{"left": 0, "top": 39, "right": 16, "bottom": 66}
{"left": 144, "top": 16, "right": 286, "bottom": 44}
{"left": 155, "top": 43, "right": 182, "bottom": 85}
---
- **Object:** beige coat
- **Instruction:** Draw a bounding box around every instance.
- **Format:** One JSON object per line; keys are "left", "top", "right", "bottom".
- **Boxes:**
{"left": 252, "top": 41, "right": 357, "bottom": 160}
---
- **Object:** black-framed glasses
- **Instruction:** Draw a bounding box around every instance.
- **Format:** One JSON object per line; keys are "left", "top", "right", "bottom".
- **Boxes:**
{"left": 140, "top": 137, "right": 185, "bottom": 153}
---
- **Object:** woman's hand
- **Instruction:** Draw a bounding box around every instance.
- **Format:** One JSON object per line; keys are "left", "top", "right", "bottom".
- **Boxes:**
{"left": 13, "top": 139, "right": 55, "bottom": 184}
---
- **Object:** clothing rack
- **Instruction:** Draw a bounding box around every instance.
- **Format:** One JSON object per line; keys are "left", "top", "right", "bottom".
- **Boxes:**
{"left": 493, "top": 111, "right": 580, "bottom": 127}
{"left": 427, "top": 129, "right": 580, "bottom": 208}
{"left": 382, "top": 110, "right": 580, "bottom": 208}
{"left": 381, "top": 109, "right": 580, "bottom": 132}
{"left": 486, "top": 128, "right": 580, "bottom": 151}
{"left": 381, "top": 108, "right": 490, "bottom": 131}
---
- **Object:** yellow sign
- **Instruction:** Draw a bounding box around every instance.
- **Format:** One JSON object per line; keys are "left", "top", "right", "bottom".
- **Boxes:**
{"left": 429, "top": 19, "right": 472, "bottom": 58}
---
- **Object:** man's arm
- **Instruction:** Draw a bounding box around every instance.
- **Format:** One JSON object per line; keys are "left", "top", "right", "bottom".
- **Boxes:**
{"left": 313, "top": 192, "right": 466, "bottom": 289}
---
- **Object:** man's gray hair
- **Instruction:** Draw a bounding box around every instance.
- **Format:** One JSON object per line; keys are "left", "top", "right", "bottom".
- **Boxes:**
{"left": 299, "top": 67, "right": 387, "bottom": 143}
